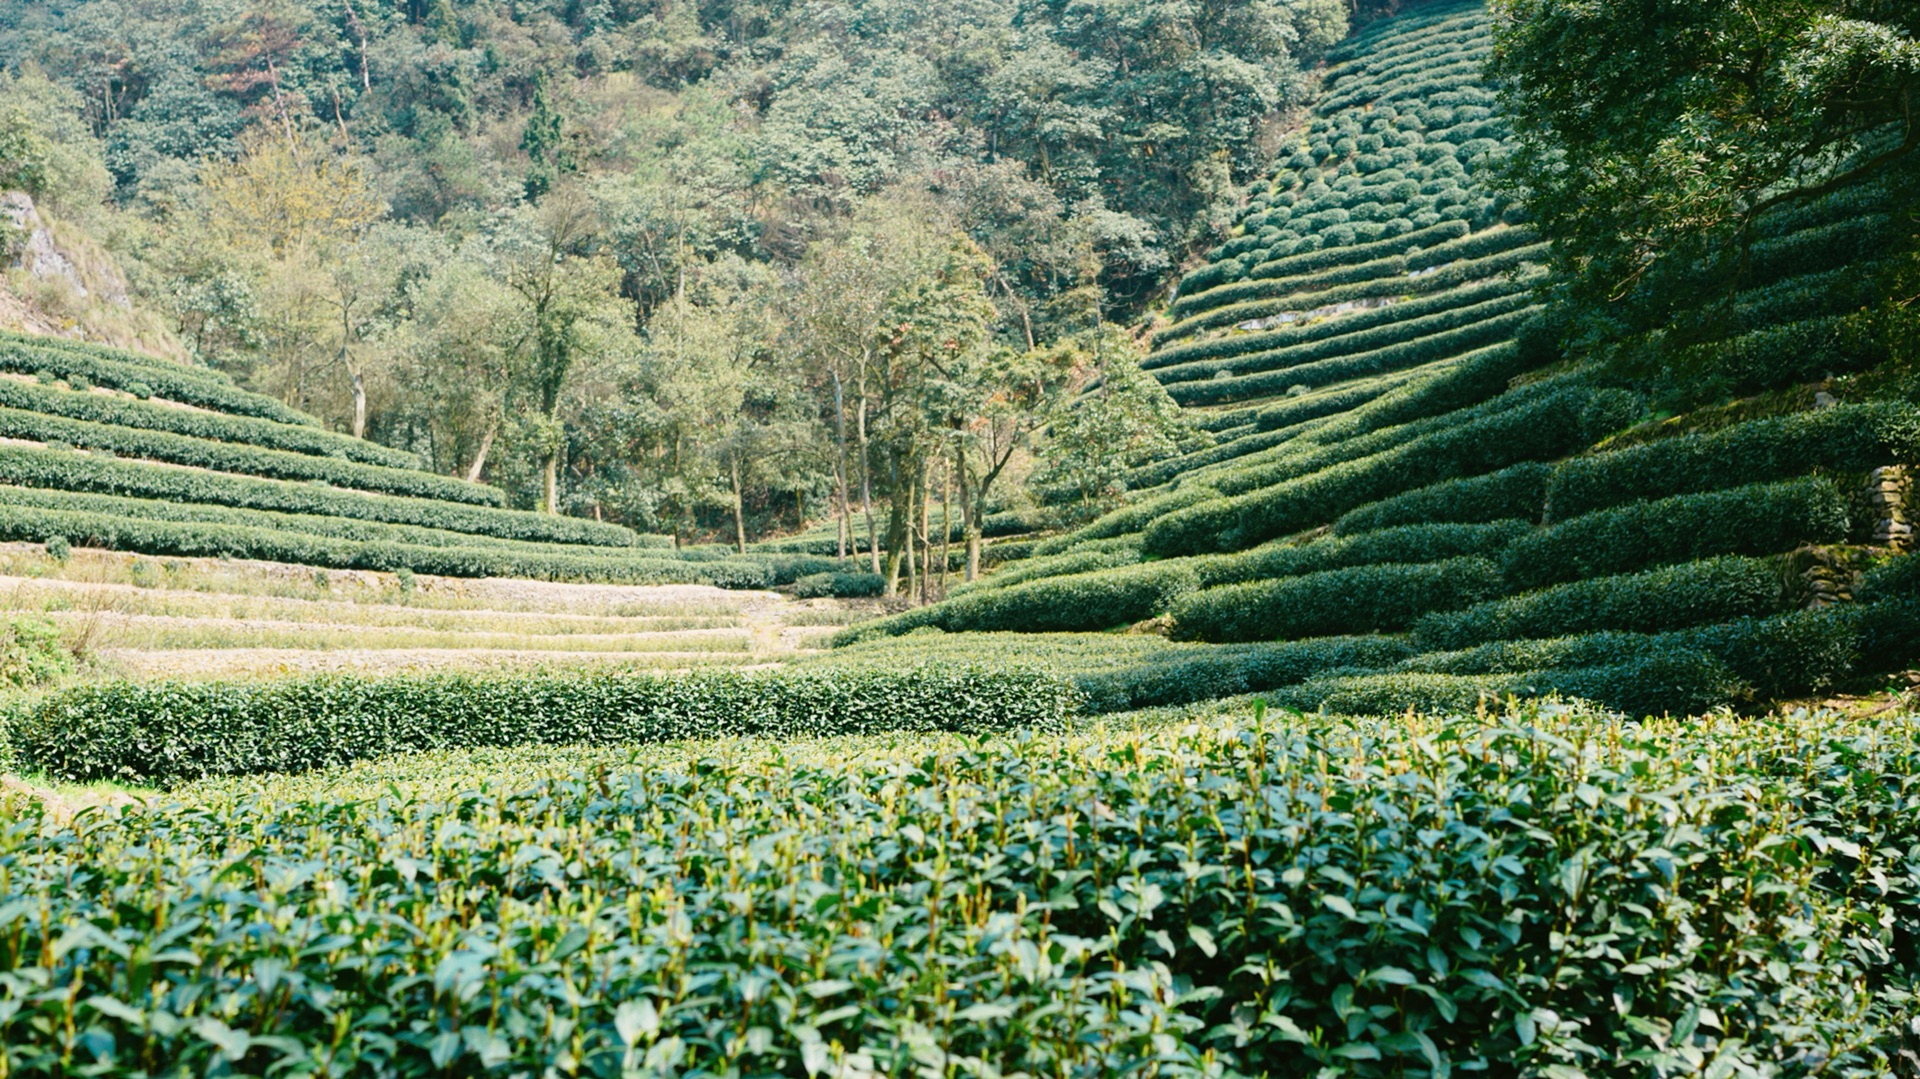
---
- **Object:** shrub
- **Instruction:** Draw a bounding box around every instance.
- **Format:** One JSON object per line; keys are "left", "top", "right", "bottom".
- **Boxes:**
{"left": 1145, "top": 273, "right": 1529, "bottom": 371}
{"left": 0, "top": 403, "right": 500, "bottom": 505}
{"left": 0, "top": 500, "right": 754, "bottom": 588}
{"left": 1194, "top": 520, "right": 1527, "bottom": 588}
{"left": 0, "top": 616, "right": 70, "bottom": 688}
{"left": 1334, "top": 462, "right": 1550, "bottom": 534}
{"left": 1032, "top": 486, "right": 1219, "bottom": 554}
{"left": 1413, "top": 556, "right": 1790, "bottom": 650}
{"left": 1167, "top": 307, "right": 1535, "bottom": 406}
{"left": 1171, "top": 557, "right": 1503, "bottom": 643}
{"left": 1502, "top": 478, "right": 1850, "bottom": 589}
{"left": 1546, "top": 402, "right": 1920, "bottom": 520}
{"left": 940, "top": 562, "right": 1201, "bottom": 634}
{"left": 0, "top": 340, "right": 319, "bottom": 427}
{"left": 952, "top": 546, "right": 1141, "bottom": 594}
{"left": 1145, "top": 384, "right": 1637, "bottom": 557}
{"left": 10, "top": 666, "right": 1083, "bottom": 784}
{"left": 0, "top": 443, "right": 639, "bottom": 547}
{"left": 0, "top": 375, "right": 422, "bottom": 470}
{"left": 1076, "top": 636, "right": 1414, "bottom": 712}
{"left": 835, "top": 562, "right": 1202, "bottom": 643}
{"left": 42, "top": 535, "right": 68, "bottom": 562}
{"left": 793, "top": 571, "right": 885, "bottom": 598}
{"left": 1155, "top": 290, "right": 1534, "bottom": 390}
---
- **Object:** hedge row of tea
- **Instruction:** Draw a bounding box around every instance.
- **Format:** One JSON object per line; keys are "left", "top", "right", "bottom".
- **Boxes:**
{"left": 8, "top": 665, "right": 1079, "bottom": 783}
{"left": 0, "top": 332, "right": 819, "bottom": 588}
{"left": 2, "top": 707, "right": 1915, "bottom": 1073}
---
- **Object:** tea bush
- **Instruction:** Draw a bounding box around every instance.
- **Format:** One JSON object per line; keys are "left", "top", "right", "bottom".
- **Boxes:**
{"left": 0, "top": 404, "right": 504, "bottom": 505}
{"left": 11, "top": 665, "right": 1081, "bottom": 784}
{"left": 1171, "top": 556, "right": 1503, "bottom": 642}
{"left": 1546, "top": 402, "right": 1920, "bottom": 520}
{"left": 1333, "top": 461, "right": 1549, "bottom": 533}
{"left": 0, "top": 376, "right": 421, "bottom": 469}
{"left": 1194, "top": 519, "right": 1526, "bottom": 588}
{"left": 0, "top": 443, "right": 639, "bottom": 546}
{"left": 1145, "top": 384, "right": 1636, "bottom": 556}
{"left": 792, "top": 570, "right": 885, "bottom": 598}
{"left": 836, "top": 562, "right": 1202, "bottom": 642}
{"left": 1413, "top": 556, "right": 1790, "bottom": 650}
{"left": 1502, "top": 477, "right": 1849, "bottom": 588}
{"left": 0, "top": 338, "right": 318, "bottom": 426}
{"left": 7, "top": 706, "right": 1915, "bottom": 1073}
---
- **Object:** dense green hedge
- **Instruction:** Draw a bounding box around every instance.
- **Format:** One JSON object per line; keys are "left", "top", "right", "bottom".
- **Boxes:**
{"left": 0, "top": 405, "right": 503, "bottom": 506}
{"left": 0, "top": 499, "right": 784, "bottom": 586}
{"left": 1547, "top": 402, "right": 1920, "bottom": 520}
{"left": 835, "top": 561, "right": 1201, "bottom": 643}
{"left": 952, "top": 545, "right": 1141, "bottom": 593}
{"left": 1145, "top": 384, "right": 1637, "bottom": 556}
{"left": 0, "top": 483, "right": 683, "bottom": 561}
{"left": 1503, "top": 478, "right": 1849, "bottom": 589}
{"left": 792, "top": 570, "right": 885, "bottom": 597}
{"left": 8, "top": 703, "right": 1919, "bottom": 1071}
{"left": 1195, "top": 519, "right": 1526, "bottom": 588}
{"left": 1155, "top": 289, "right": 1534, "bottom": 388}
{"left": 1413, "top": 556, "right": 1790, "bottom": 650}
{"left": 12, "top": 665, "right": 1081, "bottom": 784}
{"left": 1032, "top": 486, "right": 1221, "bottom": 554}
{"left": 0, "top": 376, "right": 422, "bottom": 469}
{"left": 1155, "top": 241, "right": 1547, "bottom": 344}
{"left": 1171, "top": 556, "right": 1503, "bottom": 642}
{"left": 1667, "top": 313, "right": 1889, "bottom": 395}
{"left": 1170, "top": 253, "right": 1411, "bottom": 320}
{"left": 1078, "top": 635, "right": 1415, "bottom": 712}
{"left": 1258, "top": 330, "right": 1540, "bottom": 435}
{"left": 1277, "top": 652, "right": 1744, "bottom": 718}
{"left": 1333, "top": 461, "right": 1550, "bottom": 534}
{"left": 0, "top": 443, "right": 639, "bottom": 546}
{"left": 1203, "top": 347, "right": 1548, "bottom": 499}
{"left": 1146, "top": 272, "right": 1526, "bottom": 371}
{"left": 1167, "top": 306, "right": 1535, "bottom": 406}
{"left": 0, "top": 340, "right": 319, "bottom": 427}
{"left": 1401, "top": 605, "right": 1871, "bottom": 702}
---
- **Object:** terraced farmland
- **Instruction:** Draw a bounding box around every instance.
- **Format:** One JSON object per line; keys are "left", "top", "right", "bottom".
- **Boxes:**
{"left": 828, "top": 0, "right": 1920, "bottom": 716}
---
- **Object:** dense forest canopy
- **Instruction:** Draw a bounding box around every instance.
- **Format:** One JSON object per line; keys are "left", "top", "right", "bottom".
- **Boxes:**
{"left": 0, "top": 0, "right": 1387, "bottom": 553}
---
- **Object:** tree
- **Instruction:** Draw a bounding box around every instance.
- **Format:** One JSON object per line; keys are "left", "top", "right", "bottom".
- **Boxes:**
{"left": 941, "top": 340, "right": 1079, "bottom": 579}
{"left": 489, "top": 184, "right": 634, "bottom": 513}
{"left": 1032, "top": 327, "right": 1199, "bottom": 515}
{"left": 1491, "top": 0, "right": 1920, "bottom": 333}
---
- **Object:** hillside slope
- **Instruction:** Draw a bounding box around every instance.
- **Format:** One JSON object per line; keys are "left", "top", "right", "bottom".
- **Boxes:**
{"left": 826, "top": 0, "right": 1920, "bottom": 715}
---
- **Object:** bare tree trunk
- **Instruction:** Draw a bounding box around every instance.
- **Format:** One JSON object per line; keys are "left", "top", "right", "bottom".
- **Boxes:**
{"left": 957, "top": 443, "right": 980, "bottom": 581}
{"left": 857, "top": 394, "right": 879, "bottom": 575}
{"left": 919, "top": 465, "right": 932, "bottom": 604}
{"left": 940, "top": 460, "right": 952, "bottom": 594}
{"left": 542, "top": 452, "right": 559, "bottom": 515}
{"left": 729, "top": 455, "right": 747, "bottom": 554}
{"left": 832, "top": 369, "right": 850, "bottom": 560}
{"left": 465, "top": 423, "right": 497, "bottom": 483}
{"left": 350, "top": 369, "right": 367, "bottom": 440}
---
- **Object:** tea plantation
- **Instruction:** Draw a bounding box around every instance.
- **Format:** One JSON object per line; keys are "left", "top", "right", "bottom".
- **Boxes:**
{"left": 832, "top": 0, "right": 1920, "bottom": 717}
{"left": 2, "top": 0, "right": 1918, "bottom": 1072}
{"left": 0, "top": 330, "right": 862, "bottom": 590}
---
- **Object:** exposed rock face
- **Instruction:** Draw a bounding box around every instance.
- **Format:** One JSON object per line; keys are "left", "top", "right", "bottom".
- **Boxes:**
{"left": 2, "top": 191, "right": 128, "bottom": 307}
